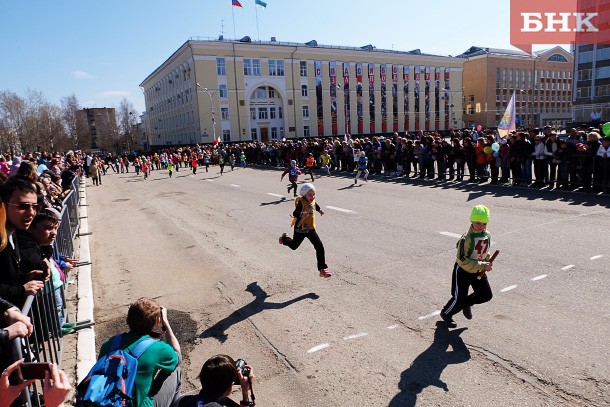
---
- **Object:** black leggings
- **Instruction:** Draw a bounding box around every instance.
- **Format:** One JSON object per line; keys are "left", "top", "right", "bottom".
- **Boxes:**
{"left": 288, "top": 180, "right": 298, "bottom": 195}
{"left": 281, "top": 229, "right": 327, "bottom": 270}
{"left": 441, "top": 263, "right": 493, "bottom": 318}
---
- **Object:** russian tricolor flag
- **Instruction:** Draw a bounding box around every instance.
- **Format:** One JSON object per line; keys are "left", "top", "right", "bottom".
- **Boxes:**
{"left": 232, "top": 0, "right": 243, "bottom": 7}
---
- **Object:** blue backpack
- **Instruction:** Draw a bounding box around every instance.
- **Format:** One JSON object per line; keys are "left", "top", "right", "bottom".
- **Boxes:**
{"left": 76, "top": 334, "right": 156, "bottom": 407}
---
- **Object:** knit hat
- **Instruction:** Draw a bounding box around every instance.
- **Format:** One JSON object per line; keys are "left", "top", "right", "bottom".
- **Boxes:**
{"left": 470, "top": 205, "right": 490, "bottom": 223}
{"left": 299, "top": 183, "right": 315, "bottom": 197}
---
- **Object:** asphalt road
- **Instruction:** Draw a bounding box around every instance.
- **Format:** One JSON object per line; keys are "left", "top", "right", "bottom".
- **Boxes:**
{"left": 87, "top": 164, "right": 610, "bottom": 407}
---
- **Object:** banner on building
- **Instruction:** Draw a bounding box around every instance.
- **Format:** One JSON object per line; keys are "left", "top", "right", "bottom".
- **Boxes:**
{"left": 369, "top": 64, "right": 375, "bottom": 133}
{"left": 330, "top": 61, "right": 338, "bottom": 135}
{"left": 403, "top": 66, "right": 409, "bottom": 132}
{"left": 444, "top": 68, "right": 450, "bottom": 130}
{"left": 343, "top": 63, "right": 351, "bottom": 135}
{"left": 380, "top": 64, "right": 387, "bottom": 133}
{"left": 434, "top": 67, "right": 440, "bottom": 130}
{"left": 392, "top": 65, "right": 398, "bottom": 132}
{"left": 424, "top": 67, "right": 430, "bottom": 131}
{"left": 414, "top": 66, "right": 420, "bottom": 131}
{"left": 315, "top": 61, "right": 324, "bottom": 136}
{"left": 356, "top": 63, "right": 363, "bottom": 134}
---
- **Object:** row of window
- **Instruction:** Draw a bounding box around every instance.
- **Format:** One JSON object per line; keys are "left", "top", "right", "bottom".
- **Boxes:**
{"left": 467, "top": 104, "right": 570, "bottom": 115}
{"left": 217, "top": 58, "right": 287, "bottom": 77}
{"left": 577, "top": 47, "right": 610, "bottom": 64}
{"left": 578, "top": 67, "right": 610, "bottom": 81}
{"left": 250, "top": 126, "right": 285, "bottom": 140}
{"left": 249, "top": 106, "right": 284, "bottom": 120}
{"left": 495, "top": 68, "right": 572, "bottom": 90}
{"left": 494, "top": 95, "right": 572, "bottom": 102}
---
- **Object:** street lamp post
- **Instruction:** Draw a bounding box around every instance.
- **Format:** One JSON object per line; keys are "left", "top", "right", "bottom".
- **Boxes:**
{"left": 197, "top": 83, "right": 217, "bottom": 142}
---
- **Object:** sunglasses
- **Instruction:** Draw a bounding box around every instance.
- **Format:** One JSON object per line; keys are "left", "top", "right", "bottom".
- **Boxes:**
{"left": 5, "top": 202, "right": 41, "bottom": 212}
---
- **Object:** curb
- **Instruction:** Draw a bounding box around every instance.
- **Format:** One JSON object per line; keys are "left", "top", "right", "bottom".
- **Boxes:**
{"left": 75, "top": 178, "right": 96, "bottom": 383}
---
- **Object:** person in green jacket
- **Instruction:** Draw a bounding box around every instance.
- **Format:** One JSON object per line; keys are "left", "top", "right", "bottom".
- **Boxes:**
{"left": 440, "top": 205, "right": 494, "bottom": 328}
{"left": 98, "top": 298, "right": 181, "bottom": 407}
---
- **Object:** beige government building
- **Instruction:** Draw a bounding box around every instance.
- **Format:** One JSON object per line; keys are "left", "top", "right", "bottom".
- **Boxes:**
{"left": 140, "top": 37, "right": 465, "bottom": 146}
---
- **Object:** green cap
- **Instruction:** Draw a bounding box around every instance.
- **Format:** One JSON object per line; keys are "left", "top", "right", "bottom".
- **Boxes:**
{"left": 470, "top": 205, "right": 490, "bottom": 223}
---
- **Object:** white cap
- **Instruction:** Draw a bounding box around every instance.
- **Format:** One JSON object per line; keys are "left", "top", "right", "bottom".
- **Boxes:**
{"left": 299, "top": 183, "right": 315, "bottom": 197}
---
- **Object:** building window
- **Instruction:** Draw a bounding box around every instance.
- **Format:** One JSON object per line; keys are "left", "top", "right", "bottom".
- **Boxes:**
{"left": 217, "top": 58, "right": 226, "bottom": 75}
{"left": 270, "top": 107, "right": 276, "bottom": 119}
{"left": 303, "top": 125, "right": 310, "bottom": 137}
{"left": 244, "top": 59, "right": 261, "bottom": 76}
{"left": 468, "top": 95, "right": 475, "bottom": 102}
{"left": 496, "top": 68, "right": 500, "bottom": 88}
{"left": 278, "top": 106, "right": 283, "bottom": 119}
{"left": 218, "top": 84, "right": 228, "bottom": 98}
{"left": 222, "top": 129, "right": 231, "bottom": 142}
{"left": 548, "top": 53, "right": 568, "bottom": 62}
{"left": 475, "top": 103, "right": 481, "bottom": 113}
{"left": 468, "top": 107, "right": 475, "bottom": 115}
{"left": 268, "top": 88, "right": 275, "bottom": 98}
{"left": 301, "top": 85, "right": 309, "bottom": 97}
{"left": 251, "top": 128, "right": 258, "bottom": 140}
{"left": 254, "top": 87, "right": 266, "bottom": 99}
{"left": 300, "top": 61, "right": 308, "bottom": 77}
{"left": 576, "top": 87, "right": 591, "bottom": 98}
{"left": 269, "top": 60, "right": 285, "bottom": 76}
{"left": 502, "top": 69, "right": 506, "bottom": 87}
{"left": 221, "top": 107, "right": 230, "bottom": 121}
{"left": 271, "top": 127, "right": 278, "bottom": 139}
{"left": 302, "top": 105, "right": 309, "bottom": 118}
{"left": 258, "top": 107, "right": 268, "bottom": 120}
{"left": 250, "top": 108, "right": 256, "bottom": 120}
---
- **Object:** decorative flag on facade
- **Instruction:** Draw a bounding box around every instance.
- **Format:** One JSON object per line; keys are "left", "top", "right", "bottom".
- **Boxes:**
{"left": 232, "top": 0, "right": 243, "bottom": 7}
{"left": 498, "top": 92, "right": 516, "bottom": 138}
{"left": 255, "top": 0, "right": 267, "bottom": 8}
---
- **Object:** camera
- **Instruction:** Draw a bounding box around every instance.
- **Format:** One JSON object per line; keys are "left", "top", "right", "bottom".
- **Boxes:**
{"left": 234, "top": 359, "right": 251, "bottom": 384}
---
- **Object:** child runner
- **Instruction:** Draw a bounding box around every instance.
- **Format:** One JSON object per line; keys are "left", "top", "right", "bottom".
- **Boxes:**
{"left": 167, "top": 161, "right": 174, "bottom": 178}
{"left": 203, "top": 152, "right": 211, "bottom": 172}
{"left": 191, "top": 154, "right": 198, "bottom": 175}
{"left": 305, "top": 153, "right": 316, "bottom": 182}
{"left": 142, "top": 160, "right": 150, "bottom": 179}
{"left": 440, "top": 205, "right": 494, "bottom": 328}
{"left": 218, "top": 154, "right": 226, "bottom": 176}
{"left": 229, "top": 154, "right": 236, "bottom": 171}
{"left": 355, "top": 151, "right": 369, "bottom": 184}
{"left": 279, "top": 183, "right": 331, "bottom": 278}
{"left": 319, "top": 150, "right": 332, "bottom": 176}
{"left": 240, "top": 151, "right": 247, "bottom": 168}
{"left": 281, "top": 160, "right": 302, "bottom": 197}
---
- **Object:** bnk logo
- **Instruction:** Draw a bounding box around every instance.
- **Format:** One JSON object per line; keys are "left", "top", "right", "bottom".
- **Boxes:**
{"left": 510, "top": 0, "right": 610, "bottom": 54}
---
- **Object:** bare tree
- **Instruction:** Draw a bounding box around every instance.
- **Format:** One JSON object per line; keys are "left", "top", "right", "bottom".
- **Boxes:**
{"left": 117, "top": 98, "right": 138, "bottom": 151}
{"left": 61, "top": 94, "right": 89, "bottom": 150}
{"left": 0, "top": 91, "right": 27, "bottom": 154}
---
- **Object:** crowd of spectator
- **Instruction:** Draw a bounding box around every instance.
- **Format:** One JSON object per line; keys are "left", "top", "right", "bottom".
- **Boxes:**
{"left": 96, "top": 125, "right": 609, "bottom": 194}
{"left": 0, "top": 149, "right": 84, "bottom": 406}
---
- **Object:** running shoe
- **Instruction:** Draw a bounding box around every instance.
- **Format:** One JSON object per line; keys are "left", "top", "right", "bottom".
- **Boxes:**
{"left": 319, "top": 268, "right": 332, "bottom": 278}
{"left": 279, "top": 233, "right": 287, "bottom": 245}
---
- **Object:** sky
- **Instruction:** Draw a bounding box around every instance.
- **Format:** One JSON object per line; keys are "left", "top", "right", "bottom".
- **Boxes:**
{"left": 0, "top": 0, "right": 562, "bottom": 119}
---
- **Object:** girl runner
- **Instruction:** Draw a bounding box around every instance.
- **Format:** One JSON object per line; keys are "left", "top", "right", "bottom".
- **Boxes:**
{"left": 279, "top": 183, "right": 331, "bottom": 278}
{"left": 281, "top": 160, "right": 301, "bottom": 197}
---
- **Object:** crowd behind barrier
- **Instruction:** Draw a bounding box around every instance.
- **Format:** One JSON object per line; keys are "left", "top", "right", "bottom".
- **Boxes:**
{"left": 94, "top": 125, "right": 610, "bottom": 195}
{"left": 1, "top": 150, "right": 84, "bottom": 407}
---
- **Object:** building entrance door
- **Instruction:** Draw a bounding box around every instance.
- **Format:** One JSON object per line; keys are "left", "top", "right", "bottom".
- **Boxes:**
{"left": 260, "top": 127, "right": 269, "bottom": 142}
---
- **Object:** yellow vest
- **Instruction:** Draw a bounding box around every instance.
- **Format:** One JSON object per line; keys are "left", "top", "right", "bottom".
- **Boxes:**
{"left": 291, "top": 197, "right": 316, "bottom": 232}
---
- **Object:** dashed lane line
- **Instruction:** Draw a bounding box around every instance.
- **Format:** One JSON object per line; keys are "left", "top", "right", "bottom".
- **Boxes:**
{"left": 386, "top": 325, "right": 398, "bottom": 330}
{"left": 561, "top": 264, "right": 575, "bottom": 270}
{"left": 590, "top": 255, "right": 604, "bottom": 260}
{"left": 307, "top": 343, "right": 329, "bottom": 354}
{"left": 266, "top": 193, "right": 284, "bottom": 198}
{"left": 230, "top": 184, "right": 240, "bottom": 187}
{"left": 500, "top": 285, "right": 518, "bottom": 293}
{"left": 531, "top": 274, "right": 548, "bottom": 281}
{"left": 206, "top": 179, "right": 215, "bottom": 182}
{"left": 440, "top": 231, "right": 462, "bottom": 239}
{"left": 343, "top": 332, "right": 368, "bottom": 341}
{"left": 325, "top": 206, "right": 356, "bottom": 214}
{"left": 418, "top": 310, "right": 441, "bottom": 320}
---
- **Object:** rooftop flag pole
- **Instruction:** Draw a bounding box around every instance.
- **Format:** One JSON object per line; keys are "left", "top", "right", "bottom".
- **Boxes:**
{"left": 254, "top": 0, "right": 266, "bottom": 42}
{"left": 231, "top": 0, "right": 242, "bottom": 39}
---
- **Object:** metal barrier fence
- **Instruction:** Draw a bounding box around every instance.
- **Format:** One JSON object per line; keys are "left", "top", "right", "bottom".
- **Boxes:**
{"left": 7, "top": 176, "right": 83, "bottom": 407}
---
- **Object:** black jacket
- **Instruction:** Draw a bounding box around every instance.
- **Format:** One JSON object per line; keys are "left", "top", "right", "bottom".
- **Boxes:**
{"left": 0, "top": 237, "right": 27, "bottom": 306}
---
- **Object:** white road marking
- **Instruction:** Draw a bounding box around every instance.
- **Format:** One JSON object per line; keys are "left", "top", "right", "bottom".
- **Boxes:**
{"left": 531, "top": 274, "right": 548, "bottom": 281}
{"left": 386, "top": 325, "right": 398, "bottom": 330}
{"left": 590, "top": 255, "right": 604, "bottom": 260}
{"left": 230, "top": 184, "right": 240, "bottom": 187}
{"left": 325, "top": 206, "right": 355, "bottom": 213}
{"left": 206, "top": 179, "right": 214, "bottom": 182}
{"left": 418, "top": 310, "right": 441, "bottom": 320}
{"left": 307, "top": 343, "right": 330, "bottom": 354}
{"left": 440, "top": 231, "right": 462, "bottom": 239}
{"left": 267, "top": 193, "right": 284, "bottom": 198}
{"left": 561, "top": 265, "right": 575, "bottom": 270}
{"left": 343, "top": 332, "right": 368, "bottom": 341}
{"left": 500, "top": 285, "right": 518, "bottom": 292}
